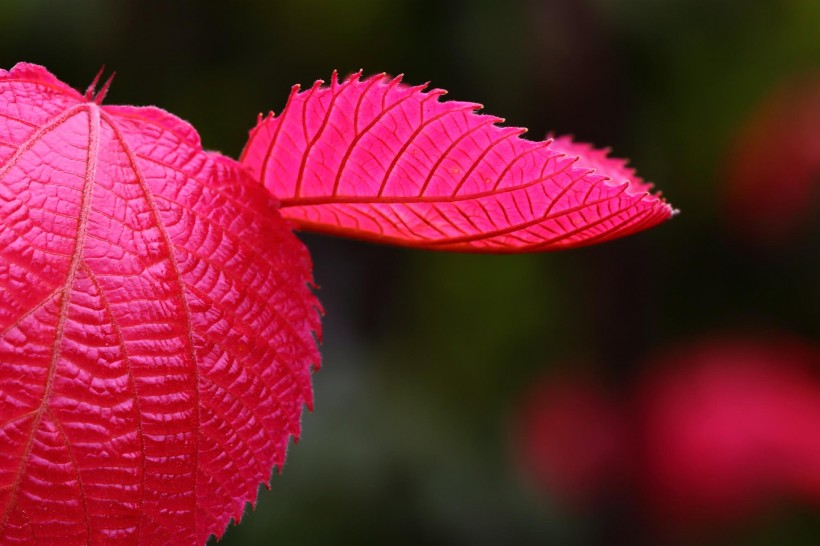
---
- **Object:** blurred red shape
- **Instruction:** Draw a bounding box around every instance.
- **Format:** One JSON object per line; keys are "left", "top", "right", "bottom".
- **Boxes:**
{"left": 515, "top": 373, "right": 626, "bottom": 508}
{"left": 515, "top": 335, "right": 820, "bottom": 529}
{"left": 638, "top": 336, "right": 820, "bottom": 525}
{"left": 725, "top": 74, "right": 820, "bottom": 246}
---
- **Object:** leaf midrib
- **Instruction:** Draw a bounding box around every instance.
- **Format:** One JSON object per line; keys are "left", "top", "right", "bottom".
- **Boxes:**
{"left": 99, "top": 109, "right": 202, "bottom": 542}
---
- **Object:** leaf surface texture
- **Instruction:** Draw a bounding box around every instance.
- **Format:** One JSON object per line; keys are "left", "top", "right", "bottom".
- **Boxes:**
{"left": 0, "top": 63, "right": 321, "bottom": 545}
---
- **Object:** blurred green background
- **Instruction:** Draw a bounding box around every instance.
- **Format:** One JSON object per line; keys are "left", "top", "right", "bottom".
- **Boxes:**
{"left": 2, "top": 1, "right": 818, "bottom": 544}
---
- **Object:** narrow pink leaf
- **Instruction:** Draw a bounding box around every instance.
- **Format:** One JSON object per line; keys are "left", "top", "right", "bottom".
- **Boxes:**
{"left": 241, "top": 72, "right": 674, "bottom": 252}
{"left": 0, "top": 63, "right": 321, "bottom": 545}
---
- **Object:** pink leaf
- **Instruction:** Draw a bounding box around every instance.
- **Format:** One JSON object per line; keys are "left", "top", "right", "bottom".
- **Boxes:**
{"left": 241, "top": 72, "right": 674, "bottom": 252}
{"left": 0, "top": 63, "right": 321, "bottom": 545}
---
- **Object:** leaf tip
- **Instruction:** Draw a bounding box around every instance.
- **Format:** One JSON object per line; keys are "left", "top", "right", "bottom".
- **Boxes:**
{"left": 84, "top": 65, "right": 105, "bottom": 100}
{"left": 84, "top": 66, "right": 115, "bottom": 105}
{"left": 93, "top": 71, "right": 116, "bottom": 105}
{"left": 310, "top": 78, "right": 325, "bottom": 92}
{"left": 429, "top": 87, "right": 448, "bottom": 100}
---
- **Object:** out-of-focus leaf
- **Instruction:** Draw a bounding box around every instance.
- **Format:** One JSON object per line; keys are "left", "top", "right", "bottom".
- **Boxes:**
{"left": 639, "top": 336, "right": 820, "bottom": 526}
{"left": 724, "top": 73, "right": 820, "bottom": 246}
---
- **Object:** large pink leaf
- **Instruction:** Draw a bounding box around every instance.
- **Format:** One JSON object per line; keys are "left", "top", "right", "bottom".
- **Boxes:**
{"left": 241, "top": 72, "right": 674, "bottom": 252}
{"left": 0, "top": 64, "right": 321, "bottom": 545}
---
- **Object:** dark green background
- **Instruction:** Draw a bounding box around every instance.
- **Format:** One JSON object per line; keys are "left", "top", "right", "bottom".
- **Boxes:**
{"left": 2, "top": 1, "right": 819, "bottom": 544}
